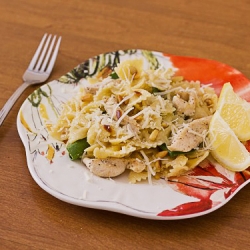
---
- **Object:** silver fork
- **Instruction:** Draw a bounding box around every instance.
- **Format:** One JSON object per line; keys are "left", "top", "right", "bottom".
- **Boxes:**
{"left": 0, "top": 33, "right": 61, "bottom": 126}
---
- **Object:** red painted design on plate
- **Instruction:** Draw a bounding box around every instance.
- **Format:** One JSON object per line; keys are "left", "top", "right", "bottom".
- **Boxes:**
{"left": 158, "top": 162, "right": 250, "bottom": 217}
{"left": 165, "top": 54, "right": 250, "bottom": 101}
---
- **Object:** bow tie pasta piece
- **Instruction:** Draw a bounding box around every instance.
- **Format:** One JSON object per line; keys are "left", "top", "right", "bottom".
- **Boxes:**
{"left": 92, "top": 145, "right": 137, "bottom": 159}
{"left": 115, "top": 59, "right": 143, "bottom": 82}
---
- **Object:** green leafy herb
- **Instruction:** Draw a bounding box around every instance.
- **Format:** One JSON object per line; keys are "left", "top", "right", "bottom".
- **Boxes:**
{"left": 66, "top": 138, "right": 90, "bottom": 160}
{"left": 152, "top": 87, "right": 161, "bottom": 93}
{"left": 110, "top": 72, "right": 119, "bottom": 79}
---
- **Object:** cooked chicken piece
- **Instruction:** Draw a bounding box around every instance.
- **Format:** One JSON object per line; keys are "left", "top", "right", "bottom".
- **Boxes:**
{"left": 172, "top": 91, "right": 196, "bottom": 116}
{"left": 126, "top": 159, "right": 146, "bottom": 173}
{"left": 168, "top": 116, "right": 211, "bottom": 152}
{"left": 82, "top": 157, "right": 146, "bottom": 178}
{"left": 82, "top": 158, "right": 126, "bottom": 177}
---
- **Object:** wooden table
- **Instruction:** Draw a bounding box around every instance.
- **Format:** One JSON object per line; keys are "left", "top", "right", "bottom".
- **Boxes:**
{"left": 1, "top": 0, "right": 250, "bottom": 249}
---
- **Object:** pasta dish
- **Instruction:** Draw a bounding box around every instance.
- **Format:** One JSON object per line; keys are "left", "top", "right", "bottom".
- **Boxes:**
{"left": 50, "top": 59, "right": 218, "bottom": 183}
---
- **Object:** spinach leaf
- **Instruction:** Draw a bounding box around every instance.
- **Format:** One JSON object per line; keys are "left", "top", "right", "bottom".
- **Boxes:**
{"left": 66, "top": 138, "right": 90, "bottom": 160}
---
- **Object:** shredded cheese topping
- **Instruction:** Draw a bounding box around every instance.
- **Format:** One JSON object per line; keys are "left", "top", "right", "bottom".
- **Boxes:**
{"left": 50, "top": 59, "right": 218, "bottom": 182}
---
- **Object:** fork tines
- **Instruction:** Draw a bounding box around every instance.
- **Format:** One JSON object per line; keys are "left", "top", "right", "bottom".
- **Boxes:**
{"left": 28, "top": 33, "right": 62, "bottom": 74}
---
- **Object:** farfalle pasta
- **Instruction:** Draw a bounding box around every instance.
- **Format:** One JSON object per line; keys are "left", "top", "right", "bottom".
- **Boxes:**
{"left": 50, "top": 59, "right": 218, "bottom": 183}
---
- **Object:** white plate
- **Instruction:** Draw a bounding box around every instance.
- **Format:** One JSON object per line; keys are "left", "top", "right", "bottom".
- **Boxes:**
{"left": 17, "top": 49, "right": 250, "bottom": 220}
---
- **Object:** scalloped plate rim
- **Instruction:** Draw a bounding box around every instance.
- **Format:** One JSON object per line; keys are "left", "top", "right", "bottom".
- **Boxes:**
{"left": 17, "top": 49, "right": 250, "bottom": 220}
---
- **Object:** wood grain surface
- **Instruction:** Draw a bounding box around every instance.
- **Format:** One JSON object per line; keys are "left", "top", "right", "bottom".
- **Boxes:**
{"left": 0, "top": 0, "right": 250, "bottom": 249}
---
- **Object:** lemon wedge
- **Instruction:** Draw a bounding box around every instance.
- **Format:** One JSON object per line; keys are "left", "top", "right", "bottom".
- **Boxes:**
{"left": 209, "top": 111, "right": 250, "bottom": 171}
{"left": 217, "top": 82, "right": 250, "bottom": 141}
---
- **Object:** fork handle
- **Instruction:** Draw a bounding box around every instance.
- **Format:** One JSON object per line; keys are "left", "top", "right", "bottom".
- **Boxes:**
{"left": 0, "top": 82, "right": 29, "bottom": 126}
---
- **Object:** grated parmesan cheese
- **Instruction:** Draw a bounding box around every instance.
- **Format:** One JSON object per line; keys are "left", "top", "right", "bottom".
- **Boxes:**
{"left": 50, "top": 58, "right": 218, "bottom": 183}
